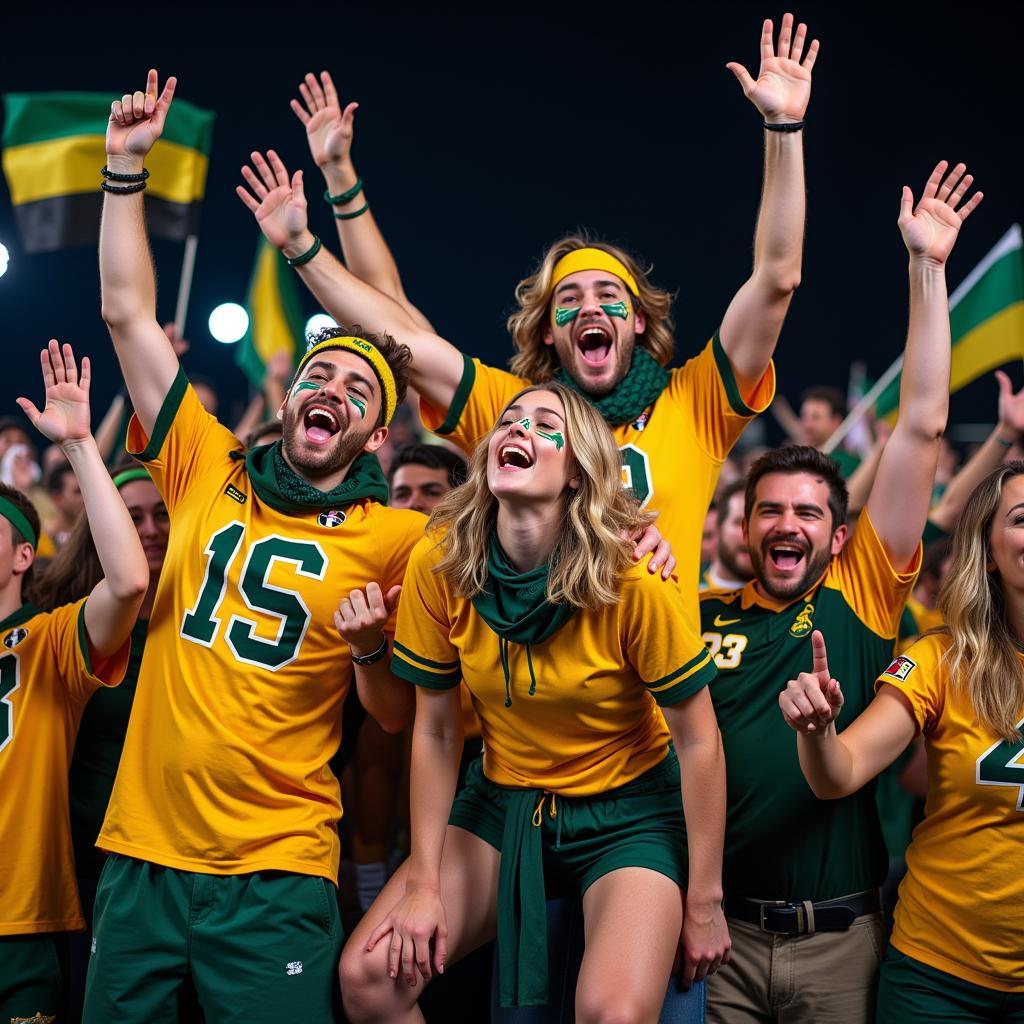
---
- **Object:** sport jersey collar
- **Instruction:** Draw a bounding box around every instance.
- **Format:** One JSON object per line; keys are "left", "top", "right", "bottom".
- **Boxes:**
{"left": 739, "top": 569, "right": 829, "bottom": 614}
{"left": 0, "top": 602, "right": 39, "bottom": 632}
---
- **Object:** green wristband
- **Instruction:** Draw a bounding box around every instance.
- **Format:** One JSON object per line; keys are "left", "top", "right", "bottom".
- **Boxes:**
{"left": 996, "top": 436, "right": 1015, "bottom": 448}
{"left": 333, "top": 203, "right": 369, "bottom": 221}
{"left": 324, "top": 178, "right": 363, "bottom": 205}
{"left": 286, "top": 236, "right": 322, "bottom": 267}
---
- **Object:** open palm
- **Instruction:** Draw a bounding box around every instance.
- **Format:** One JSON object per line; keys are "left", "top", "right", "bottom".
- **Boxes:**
{"left": 105, "top": 69, "right": 177, "bottom": 160}
{"left": 899, "top": 161, "right": 983, "bottom": 265}
{"left": 17, "top": 341, "right": 91, "bottom": 445}
{"left": 237, "top": 150, "right": 309, "bottom": 250}
{"left": 727, "top": 14, "right": 819, "bottom": 121}
{"left": 291, "top": 71, "right": 357, "bottom": 169}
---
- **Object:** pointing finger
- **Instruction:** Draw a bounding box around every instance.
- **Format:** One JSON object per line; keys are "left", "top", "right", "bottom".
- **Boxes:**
{"left": 810, "top": 630, "right": 830, "bottom": 685}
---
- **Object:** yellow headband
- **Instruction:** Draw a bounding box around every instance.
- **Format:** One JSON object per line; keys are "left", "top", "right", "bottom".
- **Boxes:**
{"left": 296, "top": 336, "right": 398, "bottom": 426}
{"left": 549, "top": 247, "right": 640, "bottom": 298}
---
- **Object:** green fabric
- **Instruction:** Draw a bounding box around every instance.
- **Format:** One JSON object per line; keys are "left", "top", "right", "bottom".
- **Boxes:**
{"left": 875, "top": 744, "right": 918, "bottom": 859}
{"left": 0, "top": 495, "right": 38, "bottom": 550}
{"left": 830, "top": 448, "right": 862, "bottom": 479}
{"left": 0, "top": 603, "right": 38, "bottom": 633}
{"left": 70, "top": 620, "right": 149, "bottom": 879}
{"left": 711, "top": 332, "right": 760, "bottom": 416}
{"left": 241, "top": 440, "right": 388, "bottom": 514}
{"left": 132, "top": 368, "right": 188, "bottom": 464}
{"left": 112, "top": 467, "right": 152, "bottom": 489}
{"left": 470, "top": 535, "right": 576, "bottom": 706}
{"left": 450, "top": 751, "right": 686, "bottom": 1009}
{"left": 0, "top": 933, "right": 62, "bottom": 1021}
{"left": 922, "top": 518, "right": 949, "bottom": 546}
{"left": 877, "top": 946, "right": 1024, "bottom": 1022}
{"left": 434, "top": 353, "right": 478, "bottom": 436}
{"left": 85, "top": 855, "right": 343, "bottom": 1023}
{"left": 702, "top": 585, "right": 892, "bottom": 902}
{"left": 554, "top": 347, "right": 670, "bottom": 428}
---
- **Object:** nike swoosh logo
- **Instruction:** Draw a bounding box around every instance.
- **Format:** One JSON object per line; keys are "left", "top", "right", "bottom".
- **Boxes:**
{"left": 713, "top": 615, "right": 741, "bottom": 627}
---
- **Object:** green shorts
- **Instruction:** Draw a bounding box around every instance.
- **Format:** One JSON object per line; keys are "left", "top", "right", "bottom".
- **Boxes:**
{"left": 450, "top": 749, "right": 686, "bottom": 1008}
{"left": 0, "top": 933, "right": 63, "bottom": 1022}
{"left": 83, "top": 854, "right": 343, "bottom": 1024}
{"left": 877, "top": 945, "right": 1024, "bottom": 1023}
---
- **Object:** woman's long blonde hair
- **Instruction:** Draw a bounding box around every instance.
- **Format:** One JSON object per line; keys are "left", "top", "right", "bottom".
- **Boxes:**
{"left": 428, "top": 383, "right": 651, "bottom": 609}
{"left": 938, "top": 461, "right": 1024, "bottom": 740}
{"left": 506, "top": 235, "right": 675, "bottom": 382}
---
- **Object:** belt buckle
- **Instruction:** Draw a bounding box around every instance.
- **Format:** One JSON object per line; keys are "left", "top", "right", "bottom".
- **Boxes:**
{"left": 757, "top": 900, "right": 791, "bottom": 935}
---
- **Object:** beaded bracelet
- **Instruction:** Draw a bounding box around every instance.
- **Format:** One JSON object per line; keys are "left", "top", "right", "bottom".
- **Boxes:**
{"left": 333, "top": 203, "right": 369, "bottom": 221}
{"left": 324, "top": 178, "right": 363, "bottom": 205}
{"left": 286, "top": 235, "right": 322, "bottom": 267}
{"left": 102, "top": 165, "right": 150, "bottom": 182}
{"left": 101, "top": 180, "right": 147, "bottom": 195}
{"left": 764, "top": 121, "right": 805, "bottom": 133}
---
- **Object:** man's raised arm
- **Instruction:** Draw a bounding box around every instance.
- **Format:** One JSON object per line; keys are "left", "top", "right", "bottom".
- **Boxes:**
{"left": 236, "top": 150, "right": 466, "bottom": 412}
{"left": 719, "top": 14, "right": 818, "bottom": 393}
{"left": 99, "top": 70, "right": 183, "bottom": 436}
{"left": 866, "top": 161, "right": 983, "bottom": 569}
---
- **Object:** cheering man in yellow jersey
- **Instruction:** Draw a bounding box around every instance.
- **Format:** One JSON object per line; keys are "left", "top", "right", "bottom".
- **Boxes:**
{"left": 239, "top": 13, "right": 819, "bottom": 628}
{"left": 84, "top": 72, "right": 426, "bottom": 1024}
{"left": 0, "top": 340, "right": 149, "bottom": 1022}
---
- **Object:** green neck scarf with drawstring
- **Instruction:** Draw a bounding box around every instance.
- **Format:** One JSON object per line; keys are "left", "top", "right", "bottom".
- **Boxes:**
{"left": 470, "top": 534, "right": 576, "bottom": 707}
{"left": 554, "top": 346, "right": 670, "bottom": 428}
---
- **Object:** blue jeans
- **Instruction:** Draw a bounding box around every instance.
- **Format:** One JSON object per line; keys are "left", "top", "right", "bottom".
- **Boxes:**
{"left": 491, "top": 897, "right": 706, "bottom": 1023}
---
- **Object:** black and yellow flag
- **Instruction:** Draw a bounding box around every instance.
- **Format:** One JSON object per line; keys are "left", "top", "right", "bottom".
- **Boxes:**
{"left": 2, "top": 92, "right": 214, "bottom": 253}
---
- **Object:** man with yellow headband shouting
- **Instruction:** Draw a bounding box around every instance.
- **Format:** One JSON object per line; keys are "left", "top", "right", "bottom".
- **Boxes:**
{"left": 84, "top": 71, "right": 427, "bottom": 1024}
{"left": 239, "top": 12, "right": 818, "bottom": 630}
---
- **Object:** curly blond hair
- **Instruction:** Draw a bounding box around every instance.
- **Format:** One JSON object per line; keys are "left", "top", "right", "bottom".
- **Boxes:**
{"left": 506, "top": 235, "right": 675, "bottom": 382}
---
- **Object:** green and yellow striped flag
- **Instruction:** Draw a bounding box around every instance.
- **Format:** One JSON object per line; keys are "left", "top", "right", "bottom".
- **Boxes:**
{"left": 236, "top": 238, "right": 306, "bottom": 389}
{"left": 876, "top": 224, "right": 1024, "bottom": 418}
{"left": 2, "top": 92, "right": 214, "bottom": 253}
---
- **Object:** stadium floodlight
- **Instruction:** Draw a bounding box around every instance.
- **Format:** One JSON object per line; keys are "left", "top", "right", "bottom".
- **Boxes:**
{"left": 208, "top": 303, "right": 249, "bottom": 344}
{"left": 305, "top": 313, "right": 338, "bottom": 339}
{"left": 0, "top": 243, "right": 9, "bottom": 279}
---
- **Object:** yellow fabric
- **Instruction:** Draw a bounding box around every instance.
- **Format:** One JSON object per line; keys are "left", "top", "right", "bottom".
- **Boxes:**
{"left": 393, "top": 533, "right": 714, "bottom": 796}
{"left": 549, "top": 247, "right": 640, "bottom": 297}
{"left": 297, "top": 336, "right": 398, "bottom": 426}
{"left": 99, "top": 383, "right": 425, "bottom": 881}
{"left": 877, "top": 632, "right": 1024, "bottom": 991}
{"left": 899, "top": 595, "right": 944, "bottom": 653}
{"left": 248, "top": 241, "right": 298, "bottom": 369}
{"left": 36, "top": 531, "right": 56, "bottom": 559}
{"left": 460, "top": 682, "right": 482, "bottom": 740}
{"left": 0, "top": 600, "right": 128, "bottom": 935}
{"left": 420, "top": 339, "right": 774, "bottom": 631}
{"left": 949, "top": 301, "right": 1024, "bottom": 393}
{"left": 2, "top": 134, "right": 207, "bottom": 205}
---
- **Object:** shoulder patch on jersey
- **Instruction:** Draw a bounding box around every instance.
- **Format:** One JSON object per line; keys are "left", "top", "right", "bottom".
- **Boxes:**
{"left": 3, "top": 627, "right": 28, "bottom": 649}
{"left": 883, "top": 654, "right": 916, "bottom": 681}
{"left": 789, "top": 603, "right": 815, "bottom": 638}
{"left": 317, "top": 509, "right": 347, "bottom": 528}
{"left": 225, "top": 484, "right": 247, "bottom": 504}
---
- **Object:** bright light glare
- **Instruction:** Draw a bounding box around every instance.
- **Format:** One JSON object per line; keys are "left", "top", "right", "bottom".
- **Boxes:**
{"left": 305, "top": 313, "right": 337, "bottom": 339}
{"left": 208, "top": 303, "right": 249, "bottom": 344}
{"left": 0, "top": 243, "right": 9, "bottom": 279}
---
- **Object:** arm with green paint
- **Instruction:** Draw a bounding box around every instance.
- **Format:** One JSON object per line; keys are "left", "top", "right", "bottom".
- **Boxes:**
{"left": 866, "top": 163, "right": 982, "bottom": 570}
{"left": 99, "top": 70, "right": 184, "bottom": 438}
{"left": 718, "top": 14, "right": 817, "bottom": 392}
{"left": 290, "top": 71, "right": 436, "bottom": 334}
{"left": 236, "top": 151, "right": 465, "bottom": 415}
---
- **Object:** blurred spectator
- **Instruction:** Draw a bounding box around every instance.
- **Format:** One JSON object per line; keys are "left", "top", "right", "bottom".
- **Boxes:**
{"left": 702, "top": 479, "right": 751, "bottom": 590}
{"left": 44, "top": 460, "right": 84, "bottom": 549}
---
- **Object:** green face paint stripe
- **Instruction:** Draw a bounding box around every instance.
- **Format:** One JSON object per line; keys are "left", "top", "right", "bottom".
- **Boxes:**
{"left": 517, "top": 417, "right": 531, "bottom": 431}
{"left": 293, "top": 380, "right": 320, "bottom": 396}
{"left": 536, "top": 430, "right": 564, "bottom": 451}
{"left": 554, "top": 306, "right": 580, "bottom": 327}
{"left": 601, "top": 301, "right": 629, "bottom": 320}
{"left": 349, "top": 395, "right": 367, "bottom": 418}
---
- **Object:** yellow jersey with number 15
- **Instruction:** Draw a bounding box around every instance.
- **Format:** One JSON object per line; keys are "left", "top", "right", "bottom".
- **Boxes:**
{"left": 99, "top": 371, "right": 425, "bottom": 883}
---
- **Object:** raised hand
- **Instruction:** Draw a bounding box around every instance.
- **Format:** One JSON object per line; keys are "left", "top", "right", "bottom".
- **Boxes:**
{"left": 996, "top": 370, "right": 1024, "bottom": 439}
{"left": 898, "top": 161, "right": 983, "bottom": 266}
{"left": 291, "top": 71, "right": 358, "bottom": 171}
{"left": 17, "top": 340, "right": 92, "bottom": 448}
{"left": 779, "top": 630, "right": 843, "bottom": 733}
{"left": 727, "top": 13, "right": 819, "bottom": 123}
{"left": 106, "top": 69, "right": 177, "bottom": 165}
{"left": 334, "top": 582, "right": 402, "bottom": 658}
{"left": 236, "top": 151, "right": 310, "bottom": 253}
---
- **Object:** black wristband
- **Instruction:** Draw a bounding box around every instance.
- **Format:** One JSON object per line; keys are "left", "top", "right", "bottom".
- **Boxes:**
{"left": 286, "top": 236, "right": 322, "bottom": 267}
{"left": 351, "top": 633, "right": 388, "bottom": 666}
{"left": 764, "top": 121, "right": 805, "bottom": 133}
{"left": 102, "top": 165, "right": 150, "bottom": 182}
{"left": 101, "top": 180, "right": 147, "bottom": 195}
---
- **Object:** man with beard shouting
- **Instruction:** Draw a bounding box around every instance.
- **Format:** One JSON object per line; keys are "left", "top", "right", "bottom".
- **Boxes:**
{"left": 83, "top": 71, "right": 426, "bottom": 1024}
{"left": 698, "top": 158, "right": 982, "bottom": 1023}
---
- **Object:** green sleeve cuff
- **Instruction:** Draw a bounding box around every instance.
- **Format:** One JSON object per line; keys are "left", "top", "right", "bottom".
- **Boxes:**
{"left": 130, "top": 367, "right": 189, "bottom": 462}
{"left": 391, "top": 640, "right": 461, "bottom": 690}
{"left": 433, "top": 353, "right": 476, "bottom": 436}
{"left": 76, "top": 601, "right": 93, "bottom": 675}
{"left": 648, "top": 651, "right": 718, "bottom": 708}
{"left": 711, "top": 332, "right": 758, "bottom": 417}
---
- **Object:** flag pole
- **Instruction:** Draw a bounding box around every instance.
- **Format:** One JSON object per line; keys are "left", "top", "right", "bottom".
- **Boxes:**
{"left": 173, "top": 234, "right": 199, "bottom": 336}
{"left": 822, "top": 355, "right": 903, "bottom": 454}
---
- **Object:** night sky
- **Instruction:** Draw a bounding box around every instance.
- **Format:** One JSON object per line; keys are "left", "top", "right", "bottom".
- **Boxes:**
{"left": 2, "top": 4, "right": 1022, "bottom": 445}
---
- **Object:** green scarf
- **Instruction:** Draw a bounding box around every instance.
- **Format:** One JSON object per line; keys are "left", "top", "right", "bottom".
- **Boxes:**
{"left": 470, "top": 535, "right": 575, "bottom": 707}
{"left": 555, "top": 347, "right": 670, "bottom": 427}
{"left": 242, "top": 441, "right": 389, "bottom": 513}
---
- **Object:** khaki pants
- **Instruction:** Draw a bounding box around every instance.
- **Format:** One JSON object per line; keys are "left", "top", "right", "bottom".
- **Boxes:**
{"left": 707, "top": 912, "right": 883, "bottom": 1023}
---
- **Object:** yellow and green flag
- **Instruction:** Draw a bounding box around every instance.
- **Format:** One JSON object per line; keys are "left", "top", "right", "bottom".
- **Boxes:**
{"left": 876, "top": 224, "right": 1024, "bottom": 417}
{"left": 2, "top": 91, "right": 214, "bottom": 253}
{"left": 236, "top": 238, "right": 306, "bottom": 389}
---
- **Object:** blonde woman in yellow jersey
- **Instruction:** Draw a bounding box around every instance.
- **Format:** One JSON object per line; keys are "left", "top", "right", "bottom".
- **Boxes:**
{"left": 781, "top": 462, "right": 1024, "bottom": 1021}
{"left": 339, "top": 383, "right": 727, "bottom": 1021}
{"left": 0, "top": 340, "right": 148, "bottom": 1022}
